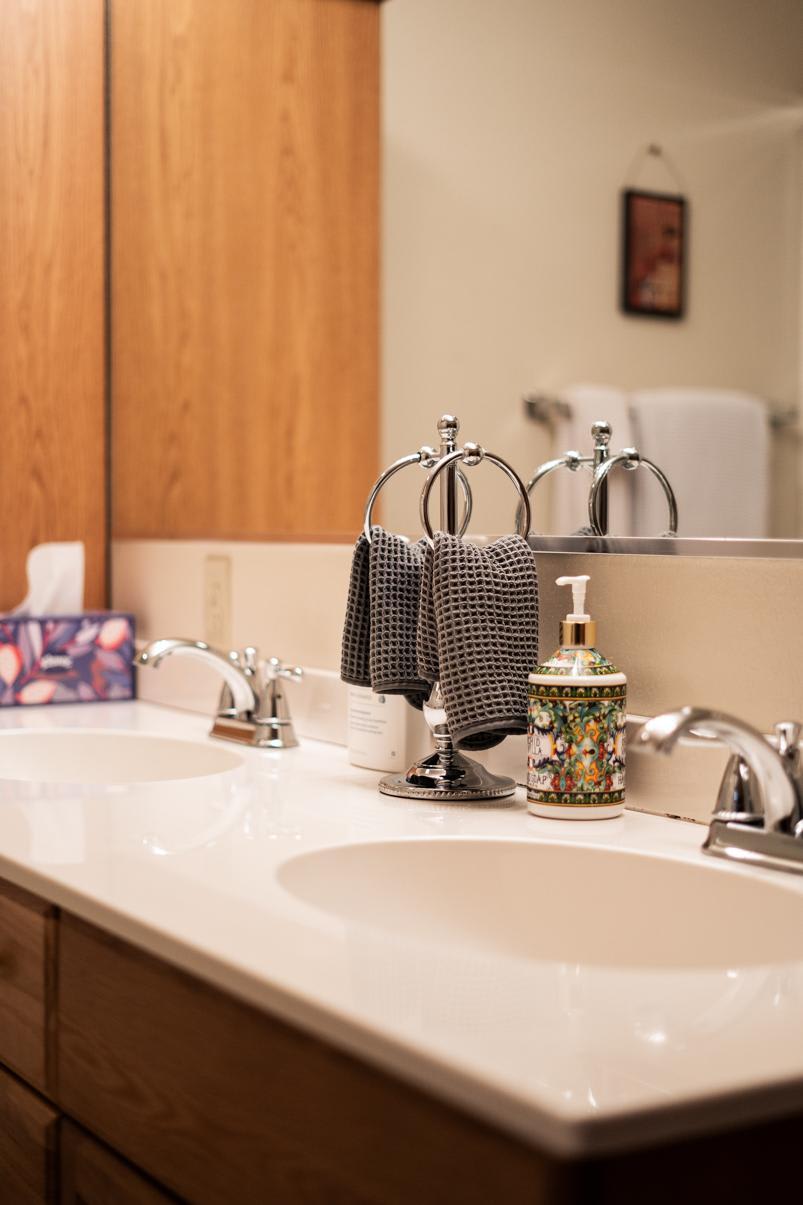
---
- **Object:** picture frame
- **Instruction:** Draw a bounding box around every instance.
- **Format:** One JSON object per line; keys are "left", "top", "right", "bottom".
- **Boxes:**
{"left": 621, "top": 188, "right": 686, "bottom": 319}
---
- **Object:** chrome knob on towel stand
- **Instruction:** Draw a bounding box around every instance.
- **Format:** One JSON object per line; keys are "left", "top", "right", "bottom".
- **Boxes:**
{"left": 369, "top": 414, "right": 532, "bottom": 804}
{"left": 518, "top": 420, "right": 679, "bottom": 537}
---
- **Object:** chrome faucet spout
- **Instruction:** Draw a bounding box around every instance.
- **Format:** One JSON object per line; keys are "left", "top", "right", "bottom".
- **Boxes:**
{"left": 135, "top": 639, "right": 258, "bottom": 716}
{"left": 135, "top": 638, "right": 302, "bottom": 750}
{"left": 637, "top": 707, "right": 798, "bottom": 834}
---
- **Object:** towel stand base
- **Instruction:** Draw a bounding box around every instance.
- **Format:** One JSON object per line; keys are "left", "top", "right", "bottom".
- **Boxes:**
{"left": 379, "top": 748, "right": 516, "bottom": 804}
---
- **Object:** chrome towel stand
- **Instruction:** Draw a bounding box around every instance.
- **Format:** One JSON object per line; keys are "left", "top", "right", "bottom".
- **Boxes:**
{"left": 362, "top": 444, "right": 472, "bottom": 542}
{"left": 518, "top": 420, "right": 678, "bottom": 536}
{"left": 366, "top": 414, "right": 532, "bottom": 804}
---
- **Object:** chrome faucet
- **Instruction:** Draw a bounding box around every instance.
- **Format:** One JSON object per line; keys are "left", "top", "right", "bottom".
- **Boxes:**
{"left": 637, "top": 707, "right": 803, "bottom": 875}
{"left": 135, "top": 639, "right": 302, "bottom": 749}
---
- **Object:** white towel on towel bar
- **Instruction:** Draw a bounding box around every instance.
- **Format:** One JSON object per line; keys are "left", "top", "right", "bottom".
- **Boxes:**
{"left": 629, "top": 388, "right": 770, "bottom": 537}
{"left": 550, "top": 385, "right": 635, "bottom": 535}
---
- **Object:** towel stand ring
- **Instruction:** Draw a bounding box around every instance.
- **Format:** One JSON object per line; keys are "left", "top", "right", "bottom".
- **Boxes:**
{"left": 420, "top": 444, "right": 532, "bottom": 543}
{"left": 363, "top": 448, "right": 472, "bottom": 543}
{"left": 588, "top": 451, "right": 679, "bottom": 536}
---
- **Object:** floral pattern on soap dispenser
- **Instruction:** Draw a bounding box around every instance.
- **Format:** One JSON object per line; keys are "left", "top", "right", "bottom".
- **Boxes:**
{"left": 527, "top": 683, "right": 626, "bottom": 806}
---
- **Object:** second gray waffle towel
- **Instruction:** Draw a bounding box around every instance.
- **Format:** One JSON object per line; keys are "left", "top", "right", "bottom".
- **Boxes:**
{"left": 417, "top": 532, "right": 539, "bottom": 747}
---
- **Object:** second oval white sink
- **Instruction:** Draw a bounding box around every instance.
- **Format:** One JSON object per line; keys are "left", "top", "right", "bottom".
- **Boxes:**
{"left": 0, "top": 729, "right": 243, "bottom": 785}
{"left": 279, "top": 837, "right": 803, "bottom": 970}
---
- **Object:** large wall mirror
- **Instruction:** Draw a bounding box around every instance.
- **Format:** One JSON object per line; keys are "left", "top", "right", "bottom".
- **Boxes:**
{"left": 108, "top": 0, "right": 803, "bottom": 556}
{"left": 6, "top": 0, "right": 798, "bottom": 618}
{"left": 380, "top": 0, "right": 803, "bottom": 550}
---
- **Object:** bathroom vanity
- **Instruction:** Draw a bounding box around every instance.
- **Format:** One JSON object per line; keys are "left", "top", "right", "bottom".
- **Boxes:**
{"left": 1, "top": 700, "right": 802, "bottom": 1204}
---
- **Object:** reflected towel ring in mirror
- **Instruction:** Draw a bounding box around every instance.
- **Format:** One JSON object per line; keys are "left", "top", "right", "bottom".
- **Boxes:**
{"left": 517, "top": 421, "right": 614, "bottom": 531}
{"left": 515, "top": 450, "right": 587, "bottom": 531}
{"left": 589, "top": 450, "right": 679, "bottom": 537}
{"left": 420, "top": 443, "right": 532, "bottom": 544}
{"left": 363, "top": 447, "right": 472, "bottom": 543}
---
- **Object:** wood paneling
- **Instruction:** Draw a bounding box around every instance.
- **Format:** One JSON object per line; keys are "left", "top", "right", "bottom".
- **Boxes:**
{"left": 111, "top": 0, "right": 379, "bottom": 543}
{"left": 60, "top": 1123, "right": 176, "bottom": 1205}
{"left": 58, "top": 914, "right": 566, "bottom": 1205}
{"left": 0, "top": 0, "right": 107, "bottom": 610}
{"left": 0, "top": 879, "right": 56, "bottom": 1095}
{"left": 0, "top": 1064, "right": 58, "bottom": 1204}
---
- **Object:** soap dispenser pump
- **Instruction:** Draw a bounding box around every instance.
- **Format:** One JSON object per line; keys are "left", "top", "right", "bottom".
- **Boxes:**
{"left": 527, "top": 575, "right": 626, "bottom": 819}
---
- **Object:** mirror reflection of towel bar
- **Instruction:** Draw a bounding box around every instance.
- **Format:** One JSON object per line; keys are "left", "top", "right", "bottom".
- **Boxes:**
{"left": 769, "top": 407, "right": 799, "bottom": 432}
{"left": 523, "top": 393, "right": 799, "bottom": 432}
{"left": 523, "top": 393, "right": 571, "bottom": 426}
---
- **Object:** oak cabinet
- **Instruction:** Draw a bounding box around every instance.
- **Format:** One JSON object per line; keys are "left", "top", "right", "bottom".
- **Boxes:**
{"left": 59, "top": 1123, "right": 175, "bottom": 1205}
{"left": 0, "top": 1064, "right": 58, "bottom": 1205}
{"left": 0, "top": 872, "right": 801, "bottom": 1204}
{"left": 0, "top": 880, "right": 56, "bottom": 1095}
{"left": 56, "top": 915, "right": 553, "bottom": 1205}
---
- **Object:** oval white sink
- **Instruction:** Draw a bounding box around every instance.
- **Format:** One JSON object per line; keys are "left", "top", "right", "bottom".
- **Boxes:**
{"left": 0, "top": 729, "right": 242, "bottom": 784}
{"left": 279, "top": 838, "right": 803, "bottom": 970}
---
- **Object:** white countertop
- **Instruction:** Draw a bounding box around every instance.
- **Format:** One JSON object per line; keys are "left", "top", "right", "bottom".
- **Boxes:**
{"left": 0, "top": 700, "right": 801, "bottom": 1157}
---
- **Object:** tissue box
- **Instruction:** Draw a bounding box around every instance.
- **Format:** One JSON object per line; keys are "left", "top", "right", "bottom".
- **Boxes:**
{"left": 0, "top": 614, "right": 135, "bottom": 706}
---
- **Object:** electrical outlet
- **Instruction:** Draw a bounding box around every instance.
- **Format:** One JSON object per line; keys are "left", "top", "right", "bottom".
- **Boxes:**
{"left": 203, "top": 555, "right": 232, "bottom": 648}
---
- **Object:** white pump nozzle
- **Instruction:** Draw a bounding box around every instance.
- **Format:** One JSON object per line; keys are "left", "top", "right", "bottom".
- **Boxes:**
{"left": 556, "top": 574, "right": 590, "bottom": 621}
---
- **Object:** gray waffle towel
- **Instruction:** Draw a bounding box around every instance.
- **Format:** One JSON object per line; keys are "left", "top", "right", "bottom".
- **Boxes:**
{"left": 340, "top": 528, "right": 430, "bottom": 709}
{"left": 417, "top": 533, "right": 538, "bottom": 748}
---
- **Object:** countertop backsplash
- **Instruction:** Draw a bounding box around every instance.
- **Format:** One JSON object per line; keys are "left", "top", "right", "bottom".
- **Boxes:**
{"left": 114, "top": 538, "right": 801, "bottom": 822}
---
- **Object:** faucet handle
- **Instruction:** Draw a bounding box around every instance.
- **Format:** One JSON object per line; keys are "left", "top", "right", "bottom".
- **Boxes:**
{"left": 774, "top": 721, "right": 803, "bottom": 836}
{"left": 228, "top": 646, "right": 259, "bottom": 674}
{"left": 255, "top": 658, "right": 302, "bottom": 749}
{"left": 775, "top": 721, "right": 801, "bottom": 758}
{"left": 265, "top": 657, "right": 303, "bottom": 684}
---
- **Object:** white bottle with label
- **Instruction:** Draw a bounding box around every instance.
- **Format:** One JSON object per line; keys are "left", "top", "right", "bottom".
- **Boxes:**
{"left": 347, "top": 685, "right": 415, "bottom": 772}
{"left": 527, "top": 575, "right": 626, "bottom": 819}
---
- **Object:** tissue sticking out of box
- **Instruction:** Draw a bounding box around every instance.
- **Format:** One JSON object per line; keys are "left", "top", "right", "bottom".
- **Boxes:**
{"left": 0, "top": 539, "right": 134, "bottom": 706}
{"left": 10, "top": 542, "right": 84, "bottom": 616}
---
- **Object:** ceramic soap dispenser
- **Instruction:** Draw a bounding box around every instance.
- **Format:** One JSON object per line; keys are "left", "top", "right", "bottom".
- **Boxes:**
{"left": 527, "top": 574, "right": 626, "bottom": 819}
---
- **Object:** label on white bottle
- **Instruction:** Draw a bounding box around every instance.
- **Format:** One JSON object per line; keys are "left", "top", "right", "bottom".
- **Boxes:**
{"left": 347, "top": 685, "right": 408, "bottom": 772}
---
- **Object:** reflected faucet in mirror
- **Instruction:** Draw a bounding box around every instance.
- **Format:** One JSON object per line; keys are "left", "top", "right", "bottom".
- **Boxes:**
{"left": 135, "top": 639, "right": 302, "bottom": 750}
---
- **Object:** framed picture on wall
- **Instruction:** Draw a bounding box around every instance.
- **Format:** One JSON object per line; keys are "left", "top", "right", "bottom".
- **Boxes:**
{"left": 621, "top": 189, "right": 686, "bottom": 319}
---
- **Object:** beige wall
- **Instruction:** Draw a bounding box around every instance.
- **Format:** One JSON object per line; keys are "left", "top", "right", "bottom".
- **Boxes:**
{"left": 381, "top": 0, "right": 803, "bottom": 535}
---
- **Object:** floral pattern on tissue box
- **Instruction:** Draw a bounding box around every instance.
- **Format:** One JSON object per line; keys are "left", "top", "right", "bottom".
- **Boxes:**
{"left": 0, "top": 615, "right": 135, "bottom": 706}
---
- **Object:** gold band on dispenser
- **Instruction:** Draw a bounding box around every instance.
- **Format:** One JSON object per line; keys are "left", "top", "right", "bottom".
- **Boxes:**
{"left": 560, "top": 619, "right": 597, "bottom": 647}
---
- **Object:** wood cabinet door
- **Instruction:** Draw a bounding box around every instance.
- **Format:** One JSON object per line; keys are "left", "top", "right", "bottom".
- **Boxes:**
{"left": 0, "top": 1065, "right": 58, "bottom": 1204}
{"left": 0, "top": 879, "right": 56, "bottom": 1094}
{"left": 60, "top": 1123, "right": 175, "bottom": 1205}
{"left": 57, "top": 914, "right": 560, "bottom": 1205}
